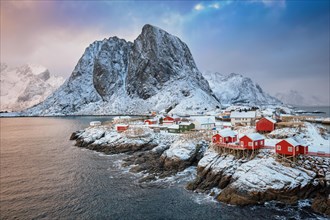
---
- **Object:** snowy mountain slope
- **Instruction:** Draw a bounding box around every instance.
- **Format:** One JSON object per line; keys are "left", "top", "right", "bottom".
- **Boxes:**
{"left": 274, "top": 90, "right": 326, "bottom": 106}
{"left": 0, "top": 63, "right": 64, "bottom": 112}
{"left": 203, "top": 72, "right": 281, "bottom": 106}
{"left": 24, "top": 24, "right": 220, "bottom": 116}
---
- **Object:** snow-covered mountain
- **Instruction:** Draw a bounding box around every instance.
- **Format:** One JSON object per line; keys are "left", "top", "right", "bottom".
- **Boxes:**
{"left": 203, "top": 72, "right": 281, "bottom": 106}
{"left": 24, "top": 24, "right": 220, "bottom": 116}
{"left": 275, "top": 90, "right": 327, "bottom": 106}
{"left": 0, "top": 63, "right": 64, "bottom": 112}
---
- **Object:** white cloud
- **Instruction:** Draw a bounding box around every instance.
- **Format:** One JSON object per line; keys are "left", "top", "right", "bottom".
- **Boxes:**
{"left": 194, "top": 3, "right": 205, "bottom": 11}
{"left": 209, "top": 3, "right": 220, "bottom": 9}
{"left": 248, "top": 0, "right": 286, "bottom": 8}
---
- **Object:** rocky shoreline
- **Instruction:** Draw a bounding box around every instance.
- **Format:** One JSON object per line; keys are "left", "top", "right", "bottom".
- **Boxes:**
{"left": 70, "top": 126, "right": 330, "bottom": 216}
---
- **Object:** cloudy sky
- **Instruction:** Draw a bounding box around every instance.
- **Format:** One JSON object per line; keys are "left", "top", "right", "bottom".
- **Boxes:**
{"left": 1, "top": 0, "right": 329, "bottom": 104}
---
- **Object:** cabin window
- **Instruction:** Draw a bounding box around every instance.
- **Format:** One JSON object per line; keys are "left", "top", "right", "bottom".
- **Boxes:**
{"left": 225, "top": 138, "right": 228, "bottom": 141}
{"left": 220, "top": 138, "right": 223, "bottom": 142}
{"left": 296, "top": 146, "right": 299, "bottom": 151}
{"left": 255, "top": 142, "right": 258, "bottom": 146}
{"left": 248, "top": 142, "right": 253, "bottom": 146}
{"left": 240, "top": 141, "right": 244, "bottom": 146}
{"left": 288, "top": 146, "right": 293, "bottom": 152}
{"left": 261, "top": 140, "right": 264, "bottom": 145}
{"left": 276, "top": 145, "right": 281, "bottom": 150}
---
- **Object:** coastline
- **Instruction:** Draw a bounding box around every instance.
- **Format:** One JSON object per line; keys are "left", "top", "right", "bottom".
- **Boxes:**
{"left": 70, "top": 125, "right": 330, "bottom": 216}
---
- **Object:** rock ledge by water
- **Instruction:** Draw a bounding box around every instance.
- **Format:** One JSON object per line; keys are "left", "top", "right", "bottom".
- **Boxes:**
{"left": 70, "top": 126, "right": 330, "bottom": 216}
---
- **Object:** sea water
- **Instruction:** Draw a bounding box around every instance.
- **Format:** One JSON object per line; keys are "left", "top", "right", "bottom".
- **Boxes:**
{"left": 0, "top": 117, "right": 326, "bottom": 219}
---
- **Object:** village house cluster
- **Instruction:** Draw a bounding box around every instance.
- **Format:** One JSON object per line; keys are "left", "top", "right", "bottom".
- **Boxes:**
{"left": 94, "top": 106, "right": 323, "bottom": 161}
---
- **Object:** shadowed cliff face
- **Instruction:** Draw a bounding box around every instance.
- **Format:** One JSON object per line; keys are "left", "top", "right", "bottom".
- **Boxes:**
{"left": 126, "top": 24, "right": 210, "bottom": 100}
{"left": 92, "top": 37, "right": 131, "bottom": 101}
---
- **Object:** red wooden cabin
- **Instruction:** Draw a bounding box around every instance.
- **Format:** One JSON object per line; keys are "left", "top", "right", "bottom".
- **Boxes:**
{"left": 212, "top": 129, "right": 238, "bottom": 144}
{"left": 276, "top": 138, "right": 308, "bottom": 156}
{"left": 256, "top": 117, "right": 276, "bottom": 133}
{"left": 163, "top": 116, "right": 174, "bottom": 125}
{"left": 115, "top": 124, "right": 129, "bottom": 132}
{"left": 144, "top": 119, "right": 157, "bottom": 125}
{"left": 239, "top": 133, "right": 265, "bottom": 149}
{"left": 163, "top": 116, "right": 180, "bottom": 125}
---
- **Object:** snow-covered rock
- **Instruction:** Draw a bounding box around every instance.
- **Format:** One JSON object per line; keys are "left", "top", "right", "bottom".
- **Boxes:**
{"left": 0, "top": 63, "right": 64, "bottom": 112}
{"left": 188, "top": 147, "right": 329, "bottom": 206}
{"left": 23, "top": 24, "right": 220, "bottom": 116}
{"left": 162, "top": 140, "right": 197, "bottom": 161}
{"left": 203, "top": 72, "right": 281, "bottom": 106}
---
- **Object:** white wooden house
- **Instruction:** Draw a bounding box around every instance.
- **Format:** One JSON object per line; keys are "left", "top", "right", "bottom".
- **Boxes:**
{"left": 230, "top": 111, "right": 256, "bottom": 126}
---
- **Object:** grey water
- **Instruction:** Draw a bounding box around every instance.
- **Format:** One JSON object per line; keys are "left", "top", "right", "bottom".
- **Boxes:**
{"left": 294, "top": 106, "right": 330, "bottom": 117}
{"left": 0, "top": 117, "right": 326, "bottom": 219}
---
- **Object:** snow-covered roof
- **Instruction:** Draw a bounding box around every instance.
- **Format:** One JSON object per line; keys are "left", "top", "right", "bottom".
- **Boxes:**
{"left": 284, "top": 138, "right": 300, "bottom": 147}
{"left": 230, "top": 111, "right": 256, "bottom": 118}
{"left": 218, "top": 129, "right": 237, "bottom": 137}
{"left": 180, "top": 122, "right": 193, "bottom": 126}
{"left": 191, "top": 116, "right": 215, "bottom": 124}
{"left": 245, "top": 133, "right": 264, "bottom": 141}
{"left": 264, "top": 117, "right": 276, "bottom": 124}
{"left": 145, "top": 119, "right": 158, "bottom": 122}
{"left": 283, "top": 137, "right": 307, "bottom": 147}
{"left": 167, "top": 124, "right": 179, "bottom": 129}
{"left": 115, "top": 124, "right": 129, "bottom": 127}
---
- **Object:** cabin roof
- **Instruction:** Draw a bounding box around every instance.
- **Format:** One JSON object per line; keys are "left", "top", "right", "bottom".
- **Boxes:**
{"left": 284, "top": 138, "right": 300, "bottom": 147}
{"left": 115, "top": 124, "right": 129, "bottom": 127}
{"left": 191, "top": 116, "right": 216, "bottom": 124}
{"left": 180, "top": 122, "right": 193, "bottom": 126}
{"left": 230, "top": 111, "right": 256, "bottom": 118}
{"left": 244, "top": 133, "right": 264, "bottom": 141}
{"left": 264, "top": 117, "right": 276, "bottom": 124}
{"left": 218, "top": 129, "right": 237, "bottom": 137}
{"left": 167, "top": 124, "right": 179, "bottom": 129}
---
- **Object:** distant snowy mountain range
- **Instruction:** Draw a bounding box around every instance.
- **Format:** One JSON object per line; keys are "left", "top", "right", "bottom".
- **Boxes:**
{"left": 203, "top": 72, "right": 280, "bottom": 106}
{"left": 0, "top": 63, "right": 64, "bottom": 112}
{"left": 4, "top": 25, "right": 284, "bottom": 115}
{"left": 274, "top": 90, "right": 327, "bottom": 107}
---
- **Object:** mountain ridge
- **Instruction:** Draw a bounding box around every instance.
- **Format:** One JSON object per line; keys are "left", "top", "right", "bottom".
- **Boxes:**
{"left": 203, "top": 71, "right": 281, "bottom": 106}
{"left": 23, "top": 24, "right": 220, "bottom": 116}
{"left": 0, "top": 63, "right": 64, "bottom": 112}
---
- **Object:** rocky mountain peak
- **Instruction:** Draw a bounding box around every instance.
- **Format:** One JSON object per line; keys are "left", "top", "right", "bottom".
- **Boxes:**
{"left": 23, "top": 24, "right": 220, "bottom": 115}
{"left": 127, "top": 24, "right": 208, "bottom": 100}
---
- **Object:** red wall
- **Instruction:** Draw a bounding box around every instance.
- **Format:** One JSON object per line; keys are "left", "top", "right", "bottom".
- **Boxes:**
{"left": 117, "top": 126, "right": 129, "bottom": 132}
{"left": 212, "top": 134, "right": 237, "bottom": 144}
{"left": 299, "top": 146, "right": 308, "bottom": 155}
{"left": 145, "top": 120, "right": 157, "bottom": 125}
{"left": 275, "top": 140, "right": 299, "bottom": 156}
{"left": 239, "top": 136, "right": 264, "bottom": 149}
{"left": 212, "top": 134, "right": 220, "bottom": 143}
{"left": 256, "top": 118, "right": 275, "bottom": 132}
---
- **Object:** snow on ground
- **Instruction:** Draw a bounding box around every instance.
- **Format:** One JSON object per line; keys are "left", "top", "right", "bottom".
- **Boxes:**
{"left": 162, "top": 139, "right": 197, "bottom": 161}
{"left": 264, "top": 139, "right": 281, "bottom": 147}
{"left": 198, "top": 149, "right": 219, "bottom": 168}
{"left": 235, "top": 126, "right": 256, "bottom": 138}
{"left": 268, "top": 127, "right": 299, "bottom": 138}
{"left": 231, "top": 157, "right": 315, "bottom": 192}
{"left": 302, "top": 123, "right": 330, "bottom": 153}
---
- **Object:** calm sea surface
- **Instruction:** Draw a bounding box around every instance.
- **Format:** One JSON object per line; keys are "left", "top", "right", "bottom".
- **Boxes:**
{"left": 0, "top": 117, "right": 326, "bottom": 219}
